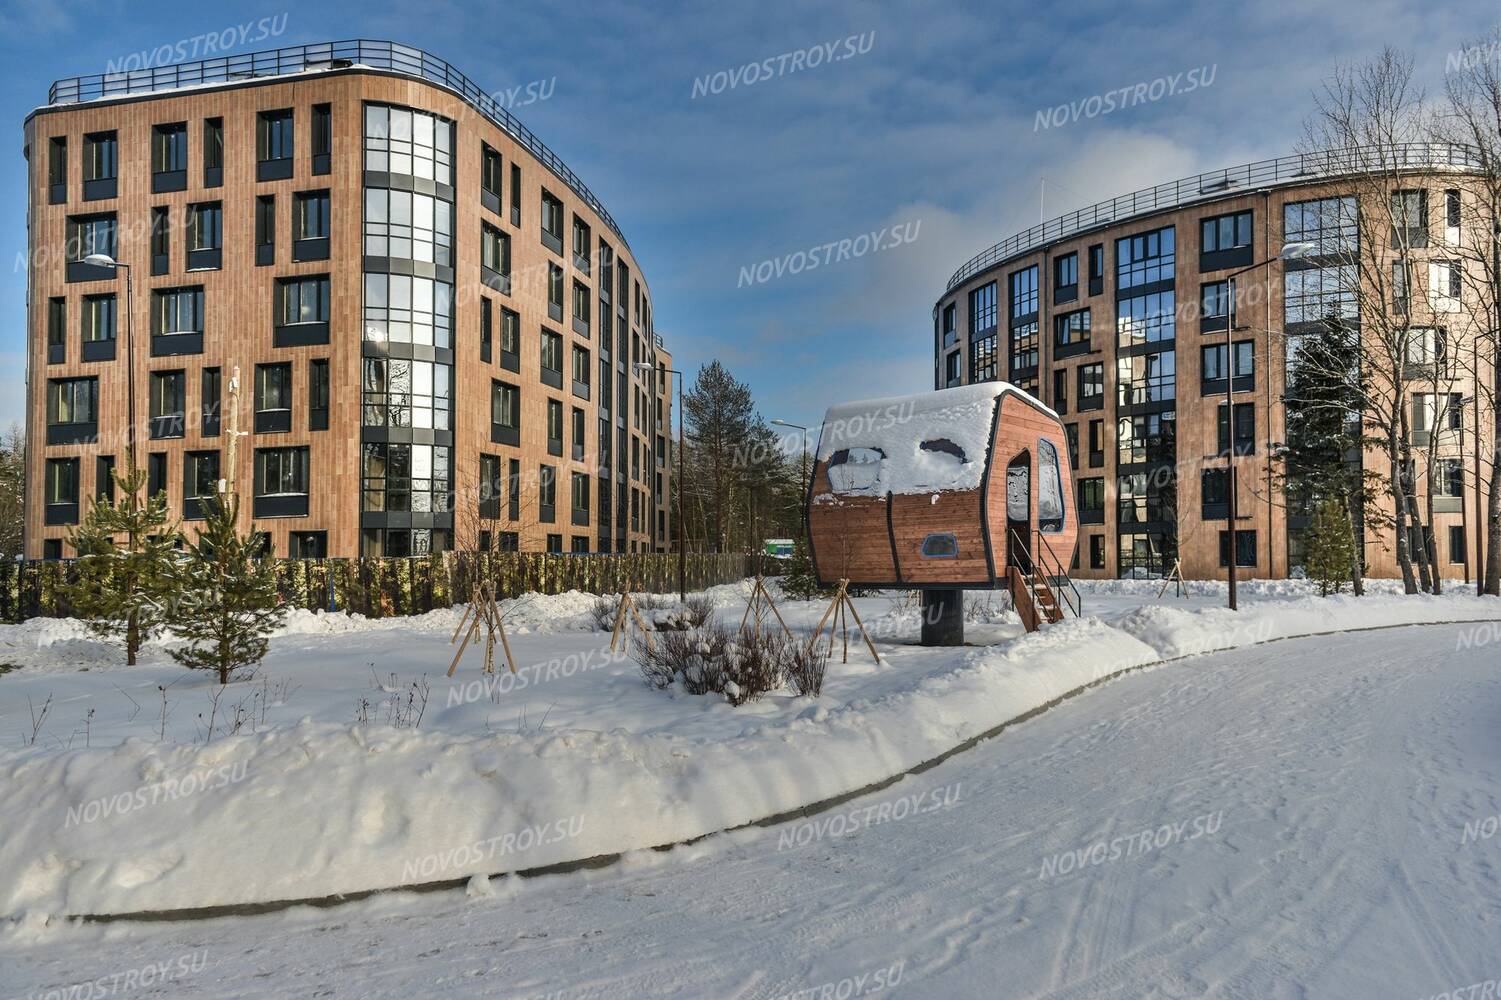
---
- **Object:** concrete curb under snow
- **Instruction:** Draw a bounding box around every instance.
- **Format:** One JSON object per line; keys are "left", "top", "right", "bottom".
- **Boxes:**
{"left": 66, "top": 615, "right": 1496, "bottom": 926}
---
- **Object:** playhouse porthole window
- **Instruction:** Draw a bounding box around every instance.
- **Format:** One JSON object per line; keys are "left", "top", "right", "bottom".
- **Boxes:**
{"left": 921, "top": 532, "right": 958, "bottom": 558}
{"left": 1038, "top": 438, "right": 1064, "bottom": 533}
{"left": 919, "top": 438, "right": 966, "bottom": 461}
{"left": 827, "top": 447, "right": 885, "bottom": 493}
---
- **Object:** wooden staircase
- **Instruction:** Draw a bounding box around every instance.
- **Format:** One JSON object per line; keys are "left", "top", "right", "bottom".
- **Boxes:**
{"left": 1007, "top": 530, "right": 1081, "bottom": 633}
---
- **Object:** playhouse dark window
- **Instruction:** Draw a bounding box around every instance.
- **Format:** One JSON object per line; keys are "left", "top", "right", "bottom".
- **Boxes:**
{"left": 920, "top": 533, "right": 958, "bottom": 558}
{"left": 919, "top": 438, "right": 966, "bottom": 461}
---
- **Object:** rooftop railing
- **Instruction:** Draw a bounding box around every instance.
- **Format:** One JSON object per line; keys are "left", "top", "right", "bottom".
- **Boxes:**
{"left": 945, "top": 142, "right": 1484, "bottom": 292}
{"left": 47, "top": 39, "right": 631, "bottom": 250}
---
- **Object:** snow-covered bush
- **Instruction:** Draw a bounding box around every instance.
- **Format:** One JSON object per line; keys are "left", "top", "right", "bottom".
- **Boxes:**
{"left": 634, "top": 623, "right": 820, "bottom": 705}
{"left": 785, "top": 639, "right": 830, "bottom": 697}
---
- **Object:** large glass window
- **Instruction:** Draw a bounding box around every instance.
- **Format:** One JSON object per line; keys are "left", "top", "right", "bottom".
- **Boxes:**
{"left": 152, "top": 122, "right": 187, "bottom": 173}
{"left": 149, "top": 370, "right": 186, "bottom": 438}
{"left": 1116, "top": 290, "right": 1176, "bottom": 347}
{"left": 257, "top": 447, "right": 309, "bottom": 496}
{"left": 66, "top": 214, "right": 116, "bottom": 261}
{"left": 361, "top": 357, "right": 452, "bottom": 430}
{"left": 1200, "top": 211, "right": 1252, "bottom": 253}
{"left": 1009, "top": 265, "right": 1039, "bottom": 318}
{"left": 188, "top": 202, "right": 222, "bottom": 250}
{"left": 1283, "top": 266, "right": 1358, "bottom": 325}
{"left": 81, "top": 295, "right": 115, "bottom": 343}
{"left": 363, "top": 104, "right": 454, "bottom": 184}
{"left": 83, "top": 132, "right": 117, "bottom": 182}
{"left": 1284, "top": 196, "right": 1357, "bottom": 257}
{"left": 295, "top": 191, "right": 331, "bottom": 241}
{"left": 364, "top": 189, "right": 453, "bottom": 265}
{"left": 1054, "top": 309, "right": 1091, "bottom": 349}
{"left": 257, "top": 110, "right": 293, "bottom": 163}
{"left": 362, "top": 274, "right": 453, "bottom": 348}
{"left": 277, "top": 276, "right": 330, "bottom": 326}
{"left": 1117, "top": 351, "right": 1176, "bottom": 406}
{"left": 1116, "top": 411, "right": 1177, "bottom": 465}
{"left": 1116, "top": 226, "right": 1175, "bottom": 289}
{"left": 1037, "top": 438, "right": 1064, "bottom": 533}
{"left": 970, "top": 333, "right": 998, "bottom": 382}
{"left": 969, "top": 281, "right": 998, "bottom": 334}
{"left": 47, "top": 377, "right": 97, "bottom": 425}
{"left": 151, "top": 287, "right": 204, "bottom": 335}
{"left": 361, "top": 443, "right": 451, "bottom": 513}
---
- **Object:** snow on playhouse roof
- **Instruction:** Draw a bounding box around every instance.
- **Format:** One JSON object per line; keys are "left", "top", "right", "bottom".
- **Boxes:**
{"left": 814, "top": 382, "right": 1053, "bottom": 497}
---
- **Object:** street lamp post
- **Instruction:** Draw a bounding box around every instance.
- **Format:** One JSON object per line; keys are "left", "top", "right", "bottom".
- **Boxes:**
{"left": 83, "top": 254, "right": 136, "bottom": 480}
{"left": 637, "top": 362, "right": 685, "bottom": 601}
{"left": 770, "top": 419, "right": 809, "bottom": 536}
{"left": 1222, "top": 241, "right": 1316, "bottom": 611}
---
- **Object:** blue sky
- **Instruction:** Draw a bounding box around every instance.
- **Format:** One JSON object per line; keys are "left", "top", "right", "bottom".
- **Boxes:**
{"left": 0, "top": 0, "right": 1493, "bottom": 437}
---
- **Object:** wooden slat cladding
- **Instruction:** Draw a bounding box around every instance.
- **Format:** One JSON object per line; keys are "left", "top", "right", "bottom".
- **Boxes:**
{"left": 983, "top": 393, "right": 1079, "bottom": 575}
{"left": 24, "top": 69, "right": 669, "bottom": 558}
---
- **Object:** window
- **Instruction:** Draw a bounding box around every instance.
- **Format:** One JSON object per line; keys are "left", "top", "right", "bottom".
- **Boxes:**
{"left": 1405, "top": 328, "right": 1446, "bottom": 370}
{"left": 539, "top": 465, "right": 558, "bottom": 522}
{"left": 150, "top": 287, "right": 204, "bottom": 352}
{"left": 82, "top": 131, "right": 117, "bottom": 199}
{"left": 571, "top": 406, "right": 587, "bottom": 461}
{"left": 1054, "top": 252, "right": 1078, "bottom": 294}
{"left": 362, "top": 274, "right": 453, "bottom": 349}
{"left": 1201, "top": 468, "right": 1229, "bottom": 518}
{"left": 491, "top": 380, "right": 520, "bottom": 444}
{"left": 1450, "top": 524, "right": 1467, "bottom": 564}
{"left": 1430, "top": 261, "right": 1462, "bottom": 312}
{"left": 510, "top": 162, "right": 522, "bottom": 225}
{"left": 1089, "top": 534, "right": 1105, "bottom": 569}
{"left": 1201, "top": 341, "right": 1254, "bottom": 389}
{"left": 1219, "top": 530, "right": 1258, "bottom": 568}
{"left": 1053, "top": 369, "right": 1067, "bottom": 413}
{"left": 1117, "top": 472, "right": 1176, "bottom": 526}
{"left": 183, "top": 451, "right": 221, "bottom": 519}
{"left": 920, "top": 533, "right": 958, "bottom": 558}
{"left": 573, "top": 216, "right": 592, "bottom": 272}
{"left": 479, "top": 453, "right": 503, "bottom": 520}
{"left": 1390, "top": 189, "right": 1428, "bottom": 248}
{"left": 1116, "top": 290, "right": 1176, "bottom": 346}
{"left": 944, "top": 351, "right": 960, "bottom": 387}
{"left": 1116, "top": 226, "right": 1175, "bottom": 289}
{"left": 276, "top": 276, "right": 330, "bottom": 331}
{"left": 256, "top": 195, "right": 276, "bottom": 265}
{"left": 1009, "top": 319, "right": 1039, "bottom": 374}
{"left": 481, "top": 144, "right": 502, "bottom": 212}
{"left": 363, "top": 103, "right": 454, "bottom": 184}
{"left": 1392, "top": 261, "right": 1409, "bottom": 311}
{"left": 1117, "top": 411, "right": 1176, "bottom": 465}
{"left": 254, "top": 363, "right": 293, "bottom": 433}
{"left": 1200, "top": 210, "right": 1252, "bottom": 253}
{"left": 361, "top": 357, "right": 451, "bottom": 430}
{"left": 1079, "top": 478, "right": 1105, "bottom": 523}
{"left": 501, "top": 306, "right": 520, "bottom": 367}
{"left": 942, "top": 303, "right": 957, "bottom": 346}
{"left": 481, "top": 223, "right": 510, "bottom": 291}
{"left": 573, "top": 281, "right": 591, "bottom": 334}
{"left": 309, "top": 358, "right": 329, "bottom": 431}
{"left": 1283, "top": 265, "right": 1358, "bottom": 325}
{"left": 1088, "top": 419, "right": 1104, "bottom": 467}
{"left": 96, "top": 455, "right": 116, "bottom": 502}
{"left": 1284, "top": 196, "right": 1357, "bottom": 257}
{"left": 1087, "top": 244, "right": 1104, "bottom": 290}
{"left": 1065, "top": 424, "right": 1079, "bottom": 468}
{"left": 547, "top": 399, "right": 564, "bottom": 456}
{"left": 151, "top": 122, "right": 188, "bottom": 191}
{"left": 291, "top": 532, "right": 327, "bottom": 558}
{"left": 508, "top": 459, "right": 521, "bottom": 520}
{"left": 365, "top": 188, "right": 453, "bottom": 266}
{"left": 311, "top": 104, "right": 331, "bottom": 174}
{"left": 541, "top": 328, "right": 564, "bottom": 385}
{"left": 48, "top": 135, "right": 66, "bottom": 203}
{"left": 66, "top": 213, "right": 116, "bottom": 277}
{"left": 572, "top": 345, "right": 591, "bottom": 395}
{"left": 254, "top": 448, "right": 310, "bottom": 516}
{"left": 46, "top": 377, "right": 98, "bottom": 443}
{"left": 541, "top": 190, "right": 564, "bottom": 253}
{"left": 1200, "top": 280, "right": 1234, "bottom": 323}
{"left": 149, "top": 369, "right": 186, "bottom": 439}
{"left": 1077, "top": 362, "right": 1104, "bottom": 410}
{"left": 969, "top": 282, "right": 998, "bottom": 334}
{"left": 294, "top": 191, "right": 331, "bottom": 256}
{"left": 47, "top": 297, "right": 66, "bottom": 363}
{"left": 81, "top": 294, "right": 116, "bottom": 347}
{"left": 1413, "top": 392, "right": 1464, "bottom": 437}
{"left": 1118, "top": 351, "right": 1175, "bottom": 406}
{"left": 187, "top": 202, "right": 223, "bottom": 253}
{"left": 548, "top": 263, "right": 565, "bottom": 321}
{"left": 257, "top": 109, "right": 294, "bottom": 180}
{"left": 1217, "top": 402, "right": 1256, "bottom": 456}
{"left": 201, "top": 367, "right": 221, "bottom": 436}
{"left": 479, "top": 297, "right": 493, "bottom": 363}
{"left": 1435, "top": 458, "right": 1463, "bottom": 498}
{"left": 571, "top": 471, "right": 591, "bottom": 525}
{"left": 203, "top": 118, "right": 223, "bottom": 186}
{"left": 1053, "top": 309, "right": 1091, "bottom": 355}
{"left": 1038, "top": 438, "right": 1064, "bottom": 532}
{"left": 1009, "top": 265, "right": 1039, "bottom": 318}
{"left": 44, "top": 458, "right": 80, "bottom": 524}
{"left": 970, "top": 334, "right": 997, "bottom": 382}
{"left": 361, "top": 443, "right": 450, "bottom": 514}
{"left": 148, "top": 206, "right": 170, "bottom": 275}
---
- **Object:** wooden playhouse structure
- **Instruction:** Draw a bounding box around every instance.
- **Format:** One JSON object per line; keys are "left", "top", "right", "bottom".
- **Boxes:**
{"left": 806, "top": 383, "right": 1080, "bottom": 637}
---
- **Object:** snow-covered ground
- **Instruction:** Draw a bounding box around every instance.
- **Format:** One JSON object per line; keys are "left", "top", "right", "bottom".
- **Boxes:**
{"left": 4, "top": 621, "right": 1499, "bottom": 998}
{"left": 0, "top": 578, "right": 1495, "bottom": 928}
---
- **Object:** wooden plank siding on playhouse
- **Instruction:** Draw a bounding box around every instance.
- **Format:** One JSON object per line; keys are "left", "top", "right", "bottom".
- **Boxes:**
{"left": 807, "top": 383, "right": 1078, "bottom": 590}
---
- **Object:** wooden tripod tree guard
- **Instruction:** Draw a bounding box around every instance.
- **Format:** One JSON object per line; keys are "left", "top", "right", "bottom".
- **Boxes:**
{"left": 739, "top": 575, "right": 793, "bottom": 641}
{"left": 609, "top": 581, "right": 656, "bottom": 654}
{"left": 806, "top": 579, "right": 880, "bottom": 665}
{"left": 447, "top": 579, "right": 517, "bottom": 678}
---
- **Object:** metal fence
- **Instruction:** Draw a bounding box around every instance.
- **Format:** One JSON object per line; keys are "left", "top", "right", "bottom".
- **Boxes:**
{"left": 945, "top": 143, "right": 1486, "bottom": 292}
{"left": 47, "top": 39, "right": 630, "bottom": 251}
{"left": 0, "top": 551, "right": 763, "bottom": 623}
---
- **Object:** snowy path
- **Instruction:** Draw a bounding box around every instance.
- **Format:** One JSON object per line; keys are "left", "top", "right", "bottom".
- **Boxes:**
{"left": 5, "top": 624, "right": 1500, "bottom": 999}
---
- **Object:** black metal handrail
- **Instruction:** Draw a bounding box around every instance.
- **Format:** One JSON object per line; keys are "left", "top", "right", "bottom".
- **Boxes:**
{"left": 1033, "top": 529, "right": 1081, "bottom": 619}
{"left": 945, "top": 142, "right": 1484, "bottom": 292}
{"left": 47, "top": 39, "right": 630, "bottom": 251}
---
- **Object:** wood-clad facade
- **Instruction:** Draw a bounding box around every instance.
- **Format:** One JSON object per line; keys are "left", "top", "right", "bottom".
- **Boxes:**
{"left": 24, "top": 52, "right": 671, "bottom": 560}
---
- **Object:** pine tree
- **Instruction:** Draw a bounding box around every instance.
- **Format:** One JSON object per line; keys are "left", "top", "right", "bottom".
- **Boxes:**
{"left": 1304, "top": 498, "right": 1358, "bottom": 596}
{"left": 65, "top": 467, "right": 181, "bottom": 665}
{"left": 168, "top": 492, "right": 286, "bottom": 685}
{"left": 779, "top": 533, "right": 829, "bottom": 602}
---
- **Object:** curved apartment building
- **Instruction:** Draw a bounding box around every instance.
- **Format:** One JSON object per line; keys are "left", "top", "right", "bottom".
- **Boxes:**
{"left": 24, "top": 40, "right": 672, "bottom": 560}
{"left": 934, "top": 147, "right": 1495, "bottom": 580}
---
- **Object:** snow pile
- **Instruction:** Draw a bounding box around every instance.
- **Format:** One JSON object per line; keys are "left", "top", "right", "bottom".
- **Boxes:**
{"left": 0, "top": 584, "right": 1494, "bottom": 920}
{"left": 814, "top": 383, "right": 1020, "bottom": 496}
